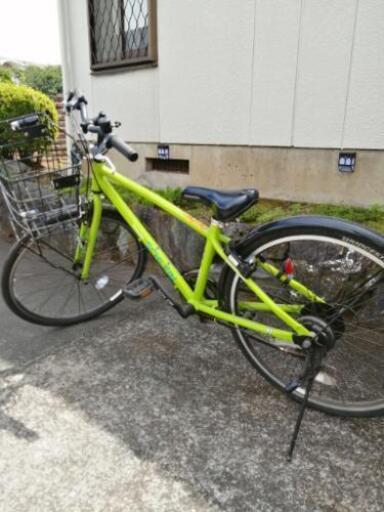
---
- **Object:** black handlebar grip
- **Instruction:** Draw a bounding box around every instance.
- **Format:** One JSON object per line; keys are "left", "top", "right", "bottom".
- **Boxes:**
{"left": 107, "top": 135, "right": 139, "bottom": 162}
{"left": 11, "top": 114, "right": 40, "bottom": 131}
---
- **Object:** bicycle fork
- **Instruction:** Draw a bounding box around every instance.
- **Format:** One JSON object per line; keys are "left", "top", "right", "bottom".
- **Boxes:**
{"left": 73, "top": 193, "right": 103, "bottom": 280}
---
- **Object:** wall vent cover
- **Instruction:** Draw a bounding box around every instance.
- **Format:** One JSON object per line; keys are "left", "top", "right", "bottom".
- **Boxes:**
{"left": 146, "top": 158, "right": 190, "bottom": 174}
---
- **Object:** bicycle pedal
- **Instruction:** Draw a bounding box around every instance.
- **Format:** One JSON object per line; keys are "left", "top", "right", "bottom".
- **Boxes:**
{"left": 123, "top": 278, "right": 154, "bottom": 300}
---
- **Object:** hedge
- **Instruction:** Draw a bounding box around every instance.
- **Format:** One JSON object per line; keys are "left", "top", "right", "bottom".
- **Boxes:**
{"left": 0, "top": 82, "right": 58, "bottom": 156}
{"left": 0, "top": 82, "right": 58, "bottom": 123}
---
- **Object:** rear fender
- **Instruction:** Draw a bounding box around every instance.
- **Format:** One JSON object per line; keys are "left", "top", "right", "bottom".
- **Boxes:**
{"left": 218, "top": 215, "right": 384, "bottom": 301}
{"left": 235, "top": 215, "right": 384, "bottom": 257}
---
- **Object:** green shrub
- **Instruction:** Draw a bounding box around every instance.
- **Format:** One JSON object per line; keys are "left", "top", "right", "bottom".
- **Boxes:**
{"left": 0, "top": 82, "right": 58, "bottom": 157}
{"left": 156, "top": 187, "right": 184, "bottom": 205}
{"left": 240, "top": 205, "right": 287, "bottom": 224}
{"left": 0, "top": 82, "right": 58, "bottom": 125}
{"left": 240, "top": 199, "right": 384, "bottom": 233}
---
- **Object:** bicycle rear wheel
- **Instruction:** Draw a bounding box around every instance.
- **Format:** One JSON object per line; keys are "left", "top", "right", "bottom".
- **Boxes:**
{"left": 2, "top": 209, "right": 146, "bottom": 326}
{"left": 222, "top": 218, "right": 384, "bottom": 416}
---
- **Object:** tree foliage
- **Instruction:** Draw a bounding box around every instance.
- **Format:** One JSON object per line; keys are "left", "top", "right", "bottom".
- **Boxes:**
{"left": 20, "top": 65, "right": 63, "bottom": 98}
{"left": 0, "top": 64, "right": 63, "bottom": 98}
{"left": 0, "top": 67, "right": 12, "bottom": 83}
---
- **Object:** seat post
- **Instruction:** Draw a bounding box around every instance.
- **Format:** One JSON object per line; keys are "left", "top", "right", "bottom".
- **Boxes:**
{"left": 210, "top": 217, "right": 224, "bottom": 228}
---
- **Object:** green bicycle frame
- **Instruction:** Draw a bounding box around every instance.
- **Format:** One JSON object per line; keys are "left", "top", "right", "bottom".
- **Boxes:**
{"left": 78, "top": 159, "right": 324, "bottom": 345}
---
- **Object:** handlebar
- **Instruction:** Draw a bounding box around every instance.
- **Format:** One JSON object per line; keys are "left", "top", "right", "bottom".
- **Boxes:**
{"left": 106, "top": 135, "right": 138, "bottom": 162}
{"left": 65, "top": 91, "right": 88, "bottom": 119}
{"left": 64, "top": 91, "right": 138, "bottom": 163}
{"left": 11, "top": 114, "right": 40, "bottom": 131}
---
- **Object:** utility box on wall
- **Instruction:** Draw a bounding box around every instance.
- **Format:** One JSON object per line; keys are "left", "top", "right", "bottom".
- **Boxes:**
{"left": 338, "top": 153, "right": 356, "bottom": 173}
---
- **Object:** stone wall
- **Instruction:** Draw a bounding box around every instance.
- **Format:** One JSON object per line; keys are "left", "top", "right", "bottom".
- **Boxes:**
{"left": 54, "top": 94, "right": 67, "bottom": 161}
{"left": 135, "top": 205, "right": 252, "bottom": 272}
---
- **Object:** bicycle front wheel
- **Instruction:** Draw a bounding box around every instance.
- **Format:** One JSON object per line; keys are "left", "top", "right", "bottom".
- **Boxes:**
{"left": 222, "top": 217, "right": 384, "bottom": 417}
{"left": 2, "top": 209, "right": 146, "bottom": 326}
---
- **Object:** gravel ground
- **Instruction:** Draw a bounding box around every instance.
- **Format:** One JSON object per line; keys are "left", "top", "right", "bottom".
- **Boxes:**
{"left": 0, "top": 237, "right": 383, "bottom": 512}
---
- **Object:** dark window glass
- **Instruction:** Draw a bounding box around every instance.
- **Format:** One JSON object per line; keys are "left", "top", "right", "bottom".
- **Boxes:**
{"left": 88, "top": 0, "right": 157, "bottom": 70}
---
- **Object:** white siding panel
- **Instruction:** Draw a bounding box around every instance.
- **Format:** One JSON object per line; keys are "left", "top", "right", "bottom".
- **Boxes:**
{"left": 158, "top": 0, "right": 255, "bottom": 145}
{"left": 250, "top": 0, "right": 301, "bottom": 146}
{"left": 293, "top": 0, "right": 356, "bottom": 147}
{"left": 92, "top": 70, "right": 160, "bottom": 143}
{"left": 343, "top": 0, "right": 384, "bottom": 149}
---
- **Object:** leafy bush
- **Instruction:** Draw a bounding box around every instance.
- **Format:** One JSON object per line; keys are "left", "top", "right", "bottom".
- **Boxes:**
{"left": 0, "top": 82, "right": 58, "bottom": 156}
{"left": 0, "top": 82, "right": 58, "bottom": 123}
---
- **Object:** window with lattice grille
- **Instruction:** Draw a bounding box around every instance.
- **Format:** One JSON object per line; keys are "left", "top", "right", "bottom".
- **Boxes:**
{"left": 88, "top": 0, "right": 157, "bottom": 71}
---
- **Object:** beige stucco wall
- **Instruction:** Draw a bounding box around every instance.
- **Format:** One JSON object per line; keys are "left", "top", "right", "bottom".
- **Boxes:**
{"left": 111, "top": 143, "right": 384, "bottom": 207}
{"left": 58, "top": 0, "right": 384, "bottom": 204}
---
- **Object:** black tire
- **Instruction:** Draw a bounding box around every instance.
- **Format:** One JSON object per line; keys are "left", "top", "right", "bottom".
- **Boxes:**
{"left": 2, "top": 208, "right": 147, "bottom": 326}
{"left": 221, "top": 216, "right": 384, "bottom": 417}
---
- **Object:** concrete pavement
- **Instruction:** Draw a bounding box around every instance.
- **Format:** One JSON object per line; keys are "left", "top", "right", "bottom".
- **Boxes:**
{"left": 0, "top": 237, "right": 383, "bottom": 512}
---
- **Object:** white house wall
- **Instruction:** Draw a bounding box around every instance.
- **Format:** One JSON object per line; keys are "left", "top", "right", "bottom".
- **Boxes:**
{"left": 250, "top": 0, "right": 301, "bottom": 146}
{"left": 92, "top": 71, "right": 161, "bottom": 142}
{"left": 59, "top": 0, "right": 384, "bottom": 150}
{"left": 292, "top": 0, "right": 357, "bottom": 148}
{"left": 342, "top": 0, "right": 384, "bottom": 149}
{"left": 158, "top": 0, "right": 255, "bottom": 145}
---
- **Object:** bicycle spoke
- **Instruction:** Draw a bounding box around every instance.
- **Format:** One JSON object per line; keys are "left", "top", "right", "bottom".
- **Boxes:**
{"left": 33, "top": 281, "right": 72, "bottom": 315}
{"left": 18, "top": 279, "right": 65, "bottom": 300}
{"left": 230, "top": 232, "right": 384, "bottom": 414}
{"left": 6, "top": 211, "right": 144, "bottom": 324}
{"left": 60, "top": 279, "right": 77, "bottom": 314}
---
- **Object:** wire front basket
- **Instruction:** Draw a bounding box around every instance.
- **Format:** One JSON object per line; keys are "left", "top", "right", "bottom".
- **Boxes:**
{"left": 0, "top": 113, "right": 82, "bottom": 239}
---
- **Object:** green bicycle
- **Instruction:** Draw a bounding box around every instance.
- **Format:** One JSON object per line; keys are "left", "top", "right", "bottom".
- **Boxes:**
{"left": 2, "top": 93, "right": 384, "bottom": 436}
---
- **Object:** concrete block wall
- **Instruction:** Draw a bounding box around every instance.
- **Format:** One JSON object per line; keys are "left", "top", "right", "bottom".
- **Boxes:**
{"left": 110, "top": 144, "right": 384, "bottom": 207}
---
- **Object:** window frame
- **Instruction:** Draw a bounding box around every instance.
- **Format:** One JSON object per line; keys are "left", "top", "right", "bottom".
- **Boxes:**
{"left": 87, "top": 0, "right": 158, "bottom": 72}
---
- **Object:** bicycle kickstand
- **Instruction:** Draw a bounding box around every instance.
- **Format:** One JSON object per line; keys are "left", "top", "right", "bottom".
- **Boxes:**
{"left": 285, "top": 343, "right": 326, "bottom": 461}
